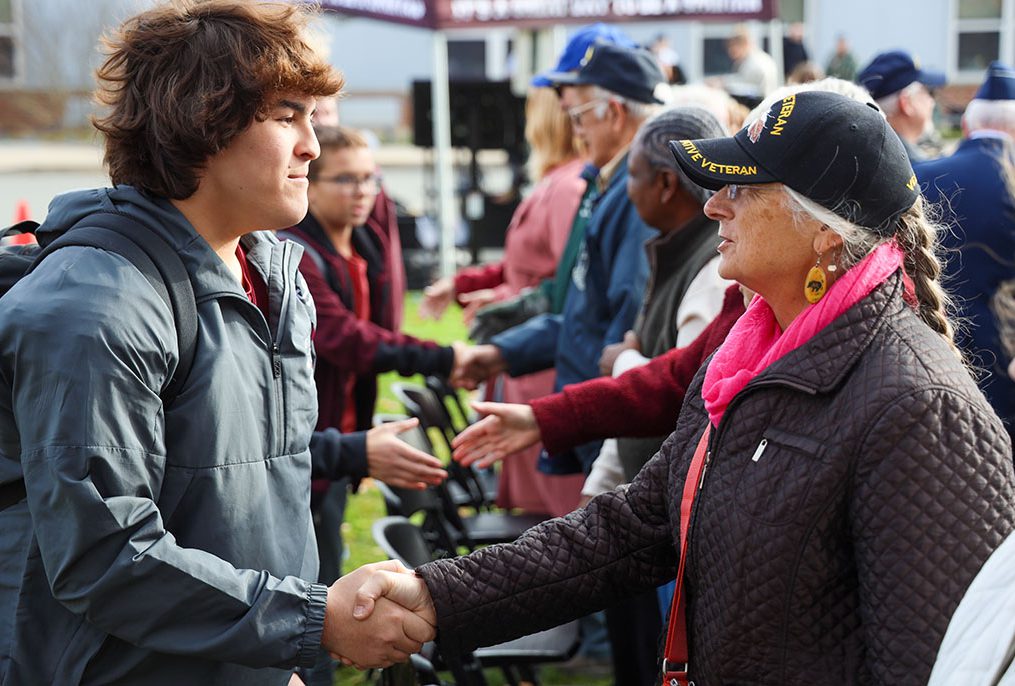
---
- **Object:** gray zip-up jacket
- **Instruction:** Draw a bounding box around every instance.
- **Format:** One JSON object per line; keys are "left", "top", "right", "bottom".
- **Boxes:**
{"left": 0, "top": 186, "right": 327, "bottom": 685}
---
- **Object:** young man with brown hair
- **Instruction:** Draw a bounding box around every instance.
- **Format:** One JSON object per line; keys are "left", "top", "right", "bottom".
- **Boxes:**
{"left": 0, "top": 2, "right": 432, "bottom": 684}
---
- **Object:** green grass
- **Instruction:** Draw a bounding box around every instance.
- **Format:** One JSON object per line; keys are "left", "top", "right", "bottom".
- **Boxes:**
{"left": 333, "top": 293, "right": 611, "bottom": 686}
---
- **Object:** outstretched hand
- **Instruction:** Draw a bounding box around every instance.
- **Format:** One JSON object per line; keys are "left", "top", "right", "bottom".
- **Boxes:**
{"left": 451, "top": 401, "right": 541, "bottom": 468}
{"left": 366, "top": 418, "right": 447, "bottom": 490}
{"left": 459, "top": 288, "right": 497, "bottom": 324}
{"left": 322, "top": 560, "right": 435, "bottom": 669}
{"left": 419, "top": 277, "right": 455, "bottom": 320}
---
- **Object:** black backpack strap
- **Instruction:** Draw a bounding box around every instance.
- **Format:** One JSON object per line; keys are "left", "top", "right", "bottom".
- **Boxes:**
{"left": 1, "top": 213, "right": 198, "bottom": 514}
{"left": 31, "top": 212, "right": 198, "bottom": 406}
{"left": 2, "top": 220, "right": 39, "bottom": 240}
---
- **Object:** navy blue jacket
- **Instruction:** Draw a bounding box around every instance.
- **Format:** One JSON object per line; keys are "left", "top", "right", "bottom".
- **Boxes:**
{"left": 492, "top": 157, "right": 656, "bottom": 473}
{"left": 915, "top": 135, "right": 1015, "bottom": 441}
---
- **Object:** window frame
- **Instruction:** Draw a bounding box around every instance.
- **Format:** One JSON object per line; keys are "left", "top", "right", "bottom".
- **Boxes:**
{"left": 0, "top": 0, "right": 21, "bottom": 86}
{"left": 949, "top": 0, "right": 1015, "bottom": 83}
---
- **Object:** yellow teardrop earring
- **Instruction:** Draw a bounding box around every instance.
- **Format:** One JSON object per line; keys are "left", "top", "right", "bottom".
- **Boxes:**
{"left": 805, "top": 253, "right": 828, "bottom": 304}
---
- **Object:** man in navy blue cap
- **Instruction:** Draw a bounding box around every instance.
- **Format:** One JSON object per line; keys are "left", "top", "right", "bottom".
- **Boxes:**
{"left": 858, "top": 49, "right": 946, "bottom": 160}
{"left": 914, "top": 61, "right": 1015, "bottom": 445}
{"left": 451, "top": 42, "right": 667, "bottom": 686}
{"left": 455, "top": 41, "right": 668, "bottom": 474}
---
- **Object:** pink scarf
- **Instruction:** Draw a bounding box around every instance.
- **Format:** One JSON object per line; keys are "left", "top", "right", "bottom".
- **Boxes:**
{"left": 702, "top": 243, "right": 905, "bottom": 427}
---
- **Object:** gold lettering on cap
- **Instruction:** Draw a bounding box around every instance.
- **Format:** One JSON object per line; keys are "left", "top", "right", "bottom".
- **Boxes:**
{"left": 770, "top": 94, "right": 797, "bottom": 136}
{"left": 906, "top": 174, "right": 917, "bottom": 190}
{"left": 677, "top": 140, "right": 758, "bottom": 176}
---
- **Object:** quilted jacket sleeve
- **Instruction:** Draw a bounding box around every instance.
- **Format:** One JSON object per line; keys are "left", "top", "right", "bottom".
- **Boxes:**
{"left": 850, "top": 386, "right": 1015, "bottom": 685}
{"left": 417, "top": 433, "right": 680, "bottom": 656}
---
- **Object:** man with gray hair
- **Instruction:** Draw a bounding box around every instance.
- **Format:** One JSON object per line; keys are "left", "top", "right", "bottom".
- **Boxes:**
{"left": 454, "top": 42, "right": 666, "bottom": 475}
{"left": 594, "top": 106, "right": 730, "bottom": 486}
{"left": 857, "top": 50, "right": 945, "bottom": 161}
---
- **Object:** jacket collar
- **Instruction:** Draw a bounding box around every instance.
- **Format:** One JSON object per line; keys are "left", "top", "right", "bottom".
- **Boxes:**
{"left": 749, "top": 271, "right": 906, "bottom": 394}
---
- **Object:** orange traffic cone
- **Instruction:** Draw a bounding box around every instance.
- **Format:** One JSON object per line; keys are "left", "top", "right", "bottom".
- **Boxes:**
{"left": 13, "top": 198, "right": 30, "bottom": 222}
{"left": 8, "top": 199, "right": 37, "bottom": 245}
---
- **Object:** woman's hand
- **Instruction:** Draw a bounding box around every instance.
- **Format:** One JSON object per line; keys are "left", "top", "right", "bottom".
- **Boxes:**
{"left": 459, "top": 288, "right": 498, "bottom": 324}
{"left": 419, "top": 277, "right": 455, "bottom": 320}
{"left": 451, "top": 401, "right": 541, "bottom": 468}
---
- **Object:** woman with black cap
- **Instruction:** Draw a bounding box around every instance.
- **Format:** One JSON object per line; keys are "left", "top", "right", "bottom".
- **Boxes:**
{"left": 341, "top": 91, "right": 1015, "bottom": 686}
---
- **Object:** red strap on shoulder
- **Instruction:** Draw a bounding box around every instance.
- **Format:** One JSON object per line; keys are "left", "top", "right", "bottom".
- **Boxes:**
{"left": 662, "top": 426, "right": 711, "bottom": 686}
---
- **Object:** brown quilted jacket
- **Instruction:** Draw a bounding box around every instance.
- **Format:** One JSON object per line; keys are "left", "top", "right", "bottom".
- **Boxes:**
{"left": 418, "top": 274, "right": 1015, "bottom": 685}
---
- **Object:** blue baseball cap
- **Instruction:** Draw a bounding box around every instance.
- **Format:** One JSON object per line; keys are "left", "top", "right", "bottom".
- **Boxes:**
{"left": 973, "top": 61, "right": 1015, "bottom": 101}
{"left": 857, "top": 50, "right": 946, "bottom": 100}
{"left": 531, "top": 23, "right": 636, "bottom": 88}
{"left": 546, "top": 41, "right": 667, "bottom": 104}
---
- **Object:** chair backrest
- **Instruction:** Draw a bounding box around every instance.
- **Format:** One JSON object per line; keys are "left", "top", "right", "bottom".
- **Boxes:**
{"left": 391, "top": 382, "right": 492, "bottom": 512}
{"left": 372, "top": 516, "right": 435, "bottom": 569}
{"left": 424, "top": 375, "right": 473, "bottom": 433}
{"left": 391, "top": 382, "right": 456, "bottom": 448}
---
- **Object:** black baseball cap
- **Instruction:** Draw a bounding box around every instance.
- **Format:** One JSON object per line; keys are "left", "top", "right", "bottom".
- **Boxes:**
{"left": 668, "top": 90, "right": 919, "bottom": 236}
{"left": 547, "top": 41, "right": 666, "bottom": 105}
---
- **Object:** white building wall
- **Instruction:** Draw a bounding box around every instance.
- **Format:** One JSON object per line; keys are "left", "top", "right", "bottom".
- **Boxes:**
{"left": 808, "top": 0, "right": 951, "bottom": 78}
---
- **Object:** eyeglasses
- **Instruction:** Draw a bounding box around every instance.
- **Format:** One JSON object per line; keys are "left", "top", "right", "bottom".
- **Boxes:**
{"left": 314, "top": 173, "right": 381, "bottom": 195}
{"left": 566, "top": 98, "right": 608, "bottom": 127}
{"left": 727, "top": 184, "right": 742, "bottom": 200}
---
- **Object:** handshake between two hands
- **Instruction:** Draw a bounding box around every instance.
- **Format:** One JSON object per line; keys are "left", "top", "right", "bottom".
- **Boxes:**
{"left": 321, "top": 560, "right": 437, "bottom": 670}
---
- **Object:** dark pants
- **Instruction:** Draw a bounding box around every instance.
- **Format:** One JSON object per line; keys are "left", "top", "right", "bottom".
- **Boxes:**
{"left": 605, "top": 589, "right": 663, "bottom": 686}
{"left": 306, "top": 479, "right": 349, "bottom": 686}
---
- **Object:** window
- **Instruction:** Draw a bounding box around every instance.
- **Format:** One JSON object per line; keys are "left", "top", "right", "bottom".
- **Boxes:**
{"left": 952, "top": 0, "right": 1014, "bottom": 81}
{"left": 779, "top": 0, "right": 805, "bottom": 23}
{"left": 0, "top": 36, "right": 12, "bottom": 79}
{"left": 448, "top": 40, "right": 486, "bottom": 80}
{"left": 0, "top": 0, "right": 15, "bottom": 81}
{"left": 703, "top": 37, "right": 733, "bottom": 76}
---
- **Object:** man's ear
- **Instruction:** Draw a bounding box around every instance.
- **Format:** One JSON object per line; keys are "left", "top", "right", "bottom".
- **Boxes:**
{"left": 659, "top": 170, "right": 679, "bottom": 203}
{"left": 898, "top": 90, "right": 915, "bottom": 117}
{"left": 607, "top": 100, "right": 627, "bottom": 132}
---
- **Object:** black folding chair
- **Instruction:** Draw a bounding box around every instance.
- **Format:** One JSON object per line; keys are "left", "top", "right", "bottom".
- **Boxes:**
{"left": 391, "top": 381, "right": 490, "bottom": 509}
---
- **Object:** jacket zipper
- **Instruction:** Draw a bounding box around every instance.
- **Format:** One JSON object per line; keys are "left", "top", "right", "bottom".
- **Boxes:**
{"left": 271, "top": 240, "right": 294, "bottom": 456}
{"left": 683, "top": 377, "right": 816, "bottom": 582}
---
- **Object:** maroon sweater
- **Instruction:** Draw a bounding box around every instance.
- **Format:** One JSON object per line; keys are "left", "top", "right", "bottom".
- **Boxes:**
{"left": 531, "top": 285, "right": 746, "bottom": 454}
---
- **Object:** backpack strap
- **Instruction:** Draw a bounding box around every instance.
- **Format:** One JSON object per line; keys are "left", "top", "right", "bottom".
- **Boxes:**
{"left": 30, "top": 212, "right": 198, "bottom": 406}
{"left": 1, "top": 213, "right": 198, "bottom": 513}
{"left": 2, "top": 220, "right": 39, "bottom": 240}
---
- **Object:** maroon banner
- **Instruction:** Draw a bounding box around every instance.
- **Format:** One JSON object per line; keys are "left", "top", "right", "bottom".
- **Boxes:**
{"left": 321, "top": 0, "right": 779, "bottom": 29}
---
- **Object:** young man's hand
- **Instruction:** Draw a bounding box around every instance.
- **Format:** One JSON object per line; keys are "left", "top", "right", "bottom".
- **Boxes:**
{"left": 366, "top": 418, "right": 446, "bottom": 489}
{"left": 598, "top": 330, "right": 640, "bottom": 376}
{"left": 321, "top": 561, "right": 435, "bottom": 669}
